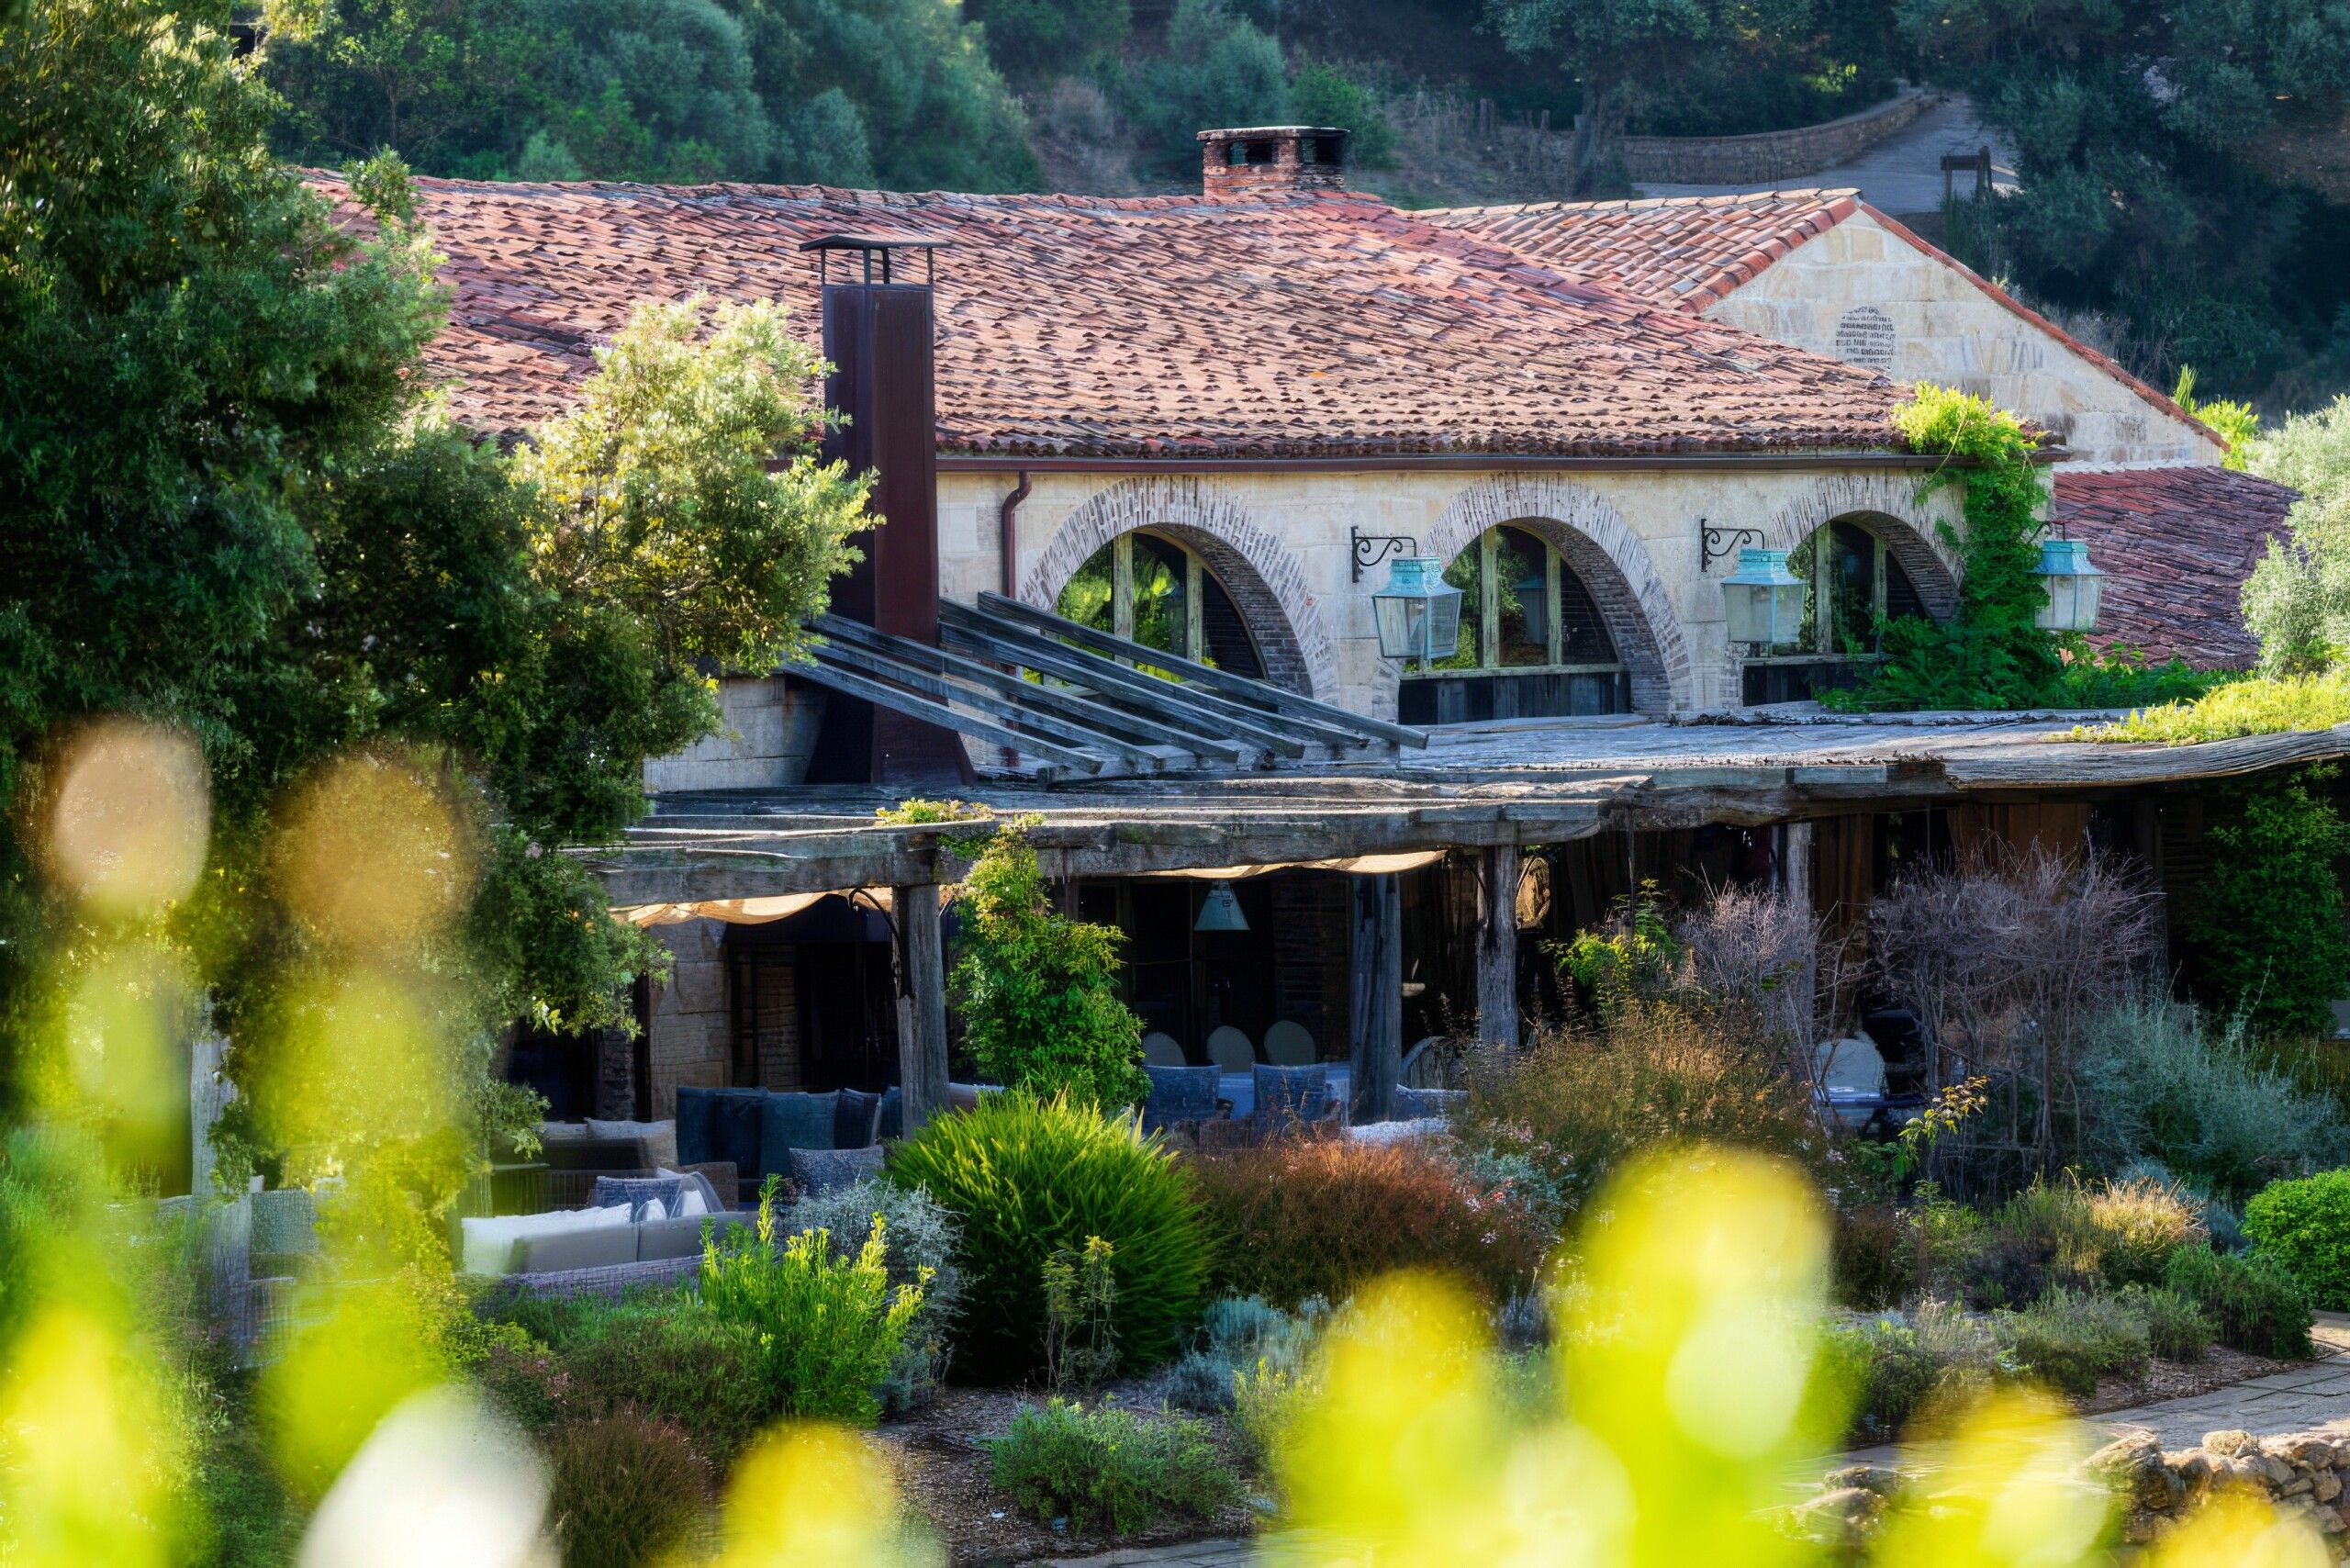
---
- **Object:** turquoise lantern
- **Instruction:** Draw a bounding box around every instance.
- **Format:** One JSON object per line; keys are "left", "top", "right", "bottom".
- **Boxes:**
{"left": 1371, "top": 555, "right": 1464, "bottom": 667}
{"left": 1722, "top": 548, "right": 1806, "bottom": 649}
{"left": 2032, "top": 537, "right": 2106, "bottom": 633}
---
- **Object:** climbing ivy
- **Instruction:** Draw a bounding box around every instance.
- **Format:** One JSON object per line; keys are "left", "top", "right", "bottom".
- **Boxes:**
{"left": 1841, "top": 386, "right": 2063, "bottom": 711}
{"left": 2186, "top": 765, "right": 2350, "bottom": 1040}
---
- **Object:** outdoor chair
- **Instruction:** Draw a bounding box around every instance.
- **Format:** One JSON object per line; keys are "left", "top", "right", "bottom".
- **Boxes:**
{"left": 1141, "top": 1032, "right": 1188, "bottom": 1067}
{"left": 1206, "top": 1025, "right": 1256, "bottom": 1074}
{"left": 1261, "top": 1020, "right": 1315, "bottom": 1066}
{"left": 1140, "top": 1064, "right": 1229, "bottom": 1134}
{"left": 1252, "top": 1061, "right": 1335, "bottom": 1134}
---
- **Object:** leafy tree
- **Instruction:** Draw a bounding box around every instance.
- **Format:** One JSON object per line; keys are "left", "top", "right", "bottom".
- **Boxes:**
{"left": 2243, "top": 397, "right": 2350, "bottom": 674}
{"left": 1124, "top": 0, "right": 1290, "bottom": 180}
{"left": 1289, "top": 60, "right": 1394, "bottom": 167}
{"left": 964, "top": 0, "right": 1130, "bottom": 80}
{"left": 1485, "top": 0, "right": 1820, "bottom": 195}
{"left": 3, "top": 0, "right": 870, "bottom": 1214}
{"left": 2185, "top": 766, "right": 2350, "bottom": 1040}
{"left": 1901, "top": 0, "right": 2350, "bottom": 400}
{"left": 262, "top": 0, "right": 1038, "bottom": 190}
{"left": 947, "top": 821, "right": 1148, "bottom": 1110}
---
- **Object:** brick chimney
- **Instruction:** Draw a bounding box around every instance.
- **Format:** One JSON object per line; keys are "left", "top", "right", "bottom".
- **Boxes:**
{"left": 1198, "top": 126, "right": 1348, "bottom": 199}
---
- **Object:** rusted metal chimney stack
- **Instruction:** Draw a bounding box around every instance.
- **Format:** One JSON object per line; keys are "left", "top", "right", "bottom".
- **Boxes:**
{"left": 800, "top": 232, "right": 972, "bottom": 789}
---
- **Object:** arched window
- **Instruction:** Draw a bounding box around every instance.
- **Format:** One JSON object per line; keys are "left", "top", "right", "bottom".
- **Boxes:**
{"left": 1056, "top": 531, "right": 1265, "bottom": 679}
{"left": 1400, "top": 523, "right": 1628, "bottom": 723}
{"left": 1741, "top": 517, "right": 1927, "bottom": 704}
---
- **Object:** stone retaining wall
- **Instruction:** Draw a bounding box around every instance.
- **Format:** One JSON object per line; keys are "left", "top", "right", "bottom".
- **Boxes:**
{"left": 1795, "top": 1427, "right": 2350, "bottom": 1558}
{"left": 1620, "top": 90, "right": 1938, "bottom": 185}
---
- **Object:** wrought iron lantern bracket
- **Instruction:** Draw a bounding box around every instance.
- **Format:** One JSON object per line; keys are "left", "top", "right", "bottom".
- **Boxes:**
{"left": 1350, "top": 526, "right": 1420, "bottom": 584}
{"left": 1700, "top": 521, "right": 1766, "bottom": 573}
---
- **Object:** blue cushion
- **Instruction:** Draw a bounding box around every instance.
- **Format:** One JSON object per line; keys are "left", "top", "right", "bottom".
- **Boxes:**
{"left": 834, "top": 1088, "right": 884, "bottom": 1149}
{"left": 757, "top": 1091, "right": 838, "bottom": 1179}
{"left": 1142, "top": 1065, "right": 1219, "bottom": 1132}
{"left": 875, "top": 1085, "right": 902, "bottom": 1141}
{"left": 674, "top": 1087, "right": 720, "bottom": 1167}
{"left": 1251, "top": 1063, "right": 1330, "bottom": 1131}
{"left": 711, "top": 1089, "right": 767, "bottom": 1181}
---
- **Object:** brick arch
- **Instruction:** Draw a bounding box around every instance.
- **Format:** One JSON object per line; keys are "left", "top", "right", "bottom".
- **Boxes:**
{"left": 1762, "top": 472, "right": 1963, "bottom": 620}
{"left": 1413, "top": 474, "right": 1694, "bottom": 714}
{"left": 1021, "top": 477, "right": 1337, "bottom": 699}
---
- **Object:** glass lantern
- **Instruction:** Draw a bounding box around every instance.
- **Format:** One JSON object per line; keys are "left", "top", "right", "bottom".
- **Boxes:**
{"left": 1194, "top": 880, "right": 1249, "bottom": 934}
{"left": 2032, "top": 538, "right": 2106, "bottom": 633}
{"left": 1371, "top": 555, "right": 1464, "bottom": 666}
{"left": 1722, "top": 548, "right": 1807, "bottom": 649}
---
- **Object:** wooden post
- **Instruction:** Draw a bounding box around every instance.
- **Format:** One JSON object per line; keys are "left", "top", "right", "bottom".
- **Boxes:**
{"left": 1348, "top": 873, "right": 1402, "bottom": 1124}
{"left": 1779, "top": 820, "right": 1815, "bottom": 920}
{"left": 1474, "top": 846, "right": 1520, "bottom": 1049}
{"left": 893, "top": 883, "right": 950, "bottom": 1135}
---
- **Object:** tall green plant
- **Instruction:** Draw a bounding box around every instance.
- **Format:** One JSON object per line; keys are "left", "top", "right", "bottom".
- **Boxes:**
{"left": 948, "top": 819, "right": 1147, "bottom": 1109}
{"left": 2184, "top": 766, "right": 2350, "bottom": 1040}
{"left": 885, "top": 1092, "right": 1209, "bottom": 1382}
{"left": 1845, "top": 386, "right": 2061, "bottom": 711}
{"left": 699, "top": 1176, "right": 927, "bottom": 1425}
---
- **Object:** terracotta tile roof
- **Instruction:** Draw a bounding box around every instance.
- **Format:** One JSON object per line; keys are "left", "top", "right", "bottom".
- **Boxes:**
{"left": 2052, "top": 466, "right": 2300, "bottom": 668}
{"left": 1420, "top": 192, "right": 2215, "bottom": 450}
{"left": 320, "top": 173, "right": 1908, "bottom": 459}
{"left": 1418, "top": 190, "right": 1863, "bottom": 313}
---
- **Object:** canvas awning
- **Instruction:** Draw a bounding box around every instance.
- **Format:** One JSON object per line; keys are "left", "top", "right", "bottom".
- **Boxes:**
{"left": 611, "top": 889, "right": 891, "bottom": 927}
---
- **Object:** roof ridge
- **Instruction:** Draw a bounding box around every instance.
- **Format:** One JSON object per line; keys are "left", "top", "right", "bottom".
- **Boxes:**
{"left": 1418, "top": 188, "right": 1861, "bottom": 222}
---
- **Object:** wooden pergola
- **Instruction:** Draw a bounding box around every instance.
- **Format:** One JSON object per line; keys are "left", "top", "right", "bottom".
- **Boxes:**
{"left": 585, "top": 714, "right": 2350, "bottom": 1131}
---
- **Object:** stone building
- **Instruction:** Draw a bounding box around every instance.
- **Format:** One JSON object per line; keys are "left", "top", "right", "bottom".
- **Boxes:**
{"left": 345, "top": 129, "right": 2308, "bottom": 1121}
{"left": 1419, "top": 189, "right": 2300, "bottom": 666}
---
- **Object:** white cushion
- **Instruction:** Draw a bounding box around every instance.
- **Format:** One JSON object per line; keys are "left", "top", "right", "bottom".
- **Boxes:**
{"left": 1346, "top": 1117, "right": 1449, "bottom": 1145}
{"left": 459, "top": 1203, "right": 633, "bottom": 1276}
{"left": 538, "top": 1121, "right": 591, "bottom": 1142}
{"left": 674, "top": 1184, "right": 709, "bottom": 1218}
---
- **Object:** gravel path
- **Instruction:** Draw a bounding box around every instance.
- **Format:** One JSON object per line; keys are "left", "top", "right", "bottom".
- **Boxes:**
{"left": 1634, "top": 93, "right": 2020, "bottom": 217}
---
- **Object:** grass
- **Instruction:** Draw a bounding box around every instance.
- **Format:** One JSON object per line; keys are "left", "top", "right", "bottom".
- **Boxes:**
{"left": 2078, "top": 669, "right": 2350, "bottom": 744}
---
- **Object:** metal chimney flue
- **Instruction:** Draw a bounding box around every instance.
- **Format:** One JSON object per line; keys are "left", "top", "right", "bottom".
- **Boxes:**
{"left": 800, "top": 231, "right": 973, "bottom": 789}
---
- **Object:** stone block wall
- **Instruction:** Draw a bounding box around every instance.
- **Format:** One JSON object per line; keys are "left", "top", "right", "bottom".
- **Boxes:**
{"left": 643, "top": 676, "right": 824, "bottom": 793}
{"left": 1796, "top": 1428, "right": 2350, "bottom": 1558}
{"left": 643, "top": 918, "right": 730, "bottom": 1117}
{"left": 1620, "top": 90, "right": 1935, "bottom": 186}
{"left": 1706, "top": 211, "right": 2222, "bottom": 468}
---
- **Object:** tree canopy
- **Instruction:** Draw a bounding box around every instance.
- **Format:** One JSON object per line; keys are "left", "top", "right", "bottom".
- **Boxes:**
{"left": 2, "top": 0, "right": 870, "bottom": 1203}
{"left": 259, "top": 0, "right": 1041, "bottom": 189}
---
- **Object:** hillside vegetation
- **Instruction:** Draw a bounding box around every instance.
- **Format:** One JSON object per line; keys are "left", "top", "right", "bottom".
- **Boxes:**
{"left": 246, "top": 0, "right": 2350, "bottom": 410}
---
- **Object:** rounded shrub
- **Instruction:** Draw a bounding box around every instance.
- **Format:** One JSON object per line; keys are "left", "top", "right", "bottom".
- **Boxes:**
{"left": 2244, "top": 1170, "right": 2350, "bottom": 1307}
{"left": 885, "top": 1092, "right": 1208, "bottom": 1383}
{"left": 543, "top": 1415, "right": 712, "bottom": 1568}
{"left": 2164, "top": 1241, "right": 2314, "bottom": 1360}
{"left": 1189, "top": 1136, "right": 1548, "bottom": 1308}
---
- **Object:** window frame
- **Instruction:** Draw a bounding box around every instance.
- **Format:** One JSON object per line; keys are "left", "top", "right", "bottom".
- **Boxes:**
{"left": 1404, "top": 524, "right": 1628, "bottom": 683}
{"left": 1065, "top": 531, "right": 1259, "bottom": 674}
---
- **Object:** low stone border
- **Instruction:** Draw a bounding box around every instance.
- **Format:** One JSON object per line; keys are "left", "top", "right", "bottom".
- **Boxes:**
{"left": 1793, "top": 1428, "right": 2350, "bottom": 1557}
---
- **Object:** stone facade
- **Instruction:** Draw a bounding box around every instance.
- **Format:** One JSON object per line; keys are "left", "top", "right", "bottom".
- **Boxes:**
{"left": 943, "top": 462, "right": 1967, "bottom": 718}
{"left": 1704, "top": 209, "right": 2223, "bottom": 467}
{"left": 643, "top": 917, "right": 730, "bottom": 1118}
{"left": 1620, "top": 89, "right": 1937, "bottom": 186}
{"left": 643, "top": 675, "right": 825, "bottom": 794}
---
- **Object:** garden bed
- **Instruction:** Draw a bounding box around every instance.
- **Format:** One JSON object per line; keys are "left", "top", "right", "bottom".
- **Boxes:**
{"left": 870, "top": 1384, "right": 1262, "bottom": 1564}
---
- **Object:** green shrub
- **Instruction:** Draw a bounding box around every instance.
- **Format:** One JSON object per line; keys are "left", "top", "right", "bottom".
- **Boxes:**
{"left": 1963, "top": 1178, "right": 2103, "bottom": 1308}
{"left": 2163, "top": 1243, "right": 2314, "bottom": 1360}
{"left": 1168, "top": 1295, "right": 1324, "bottom": 1415}
{"left": 553, "top": 1300, "right": 777, "bottom": 1464}
{"left": 1189, "top": 1136, "right": 1549, "bottom": 1309}
{"left": 1232, "top": 1357, "right": 1317, "bottom": 1464}
{"left": 1819, "top": 1319, "right": 1944, "bottom": 1442}
{"left": 1831, "top": 1205, "right": 1918, "bottom": 1311}
{"left": 790, "top": 1177, "right": 967, "bottom": 1411}
{"left": 2244, "top": 1170, "right": 2350, "bottom": 1307}
{"left": 2186, "top": 767, "right": 2350, "bottom": 1038}
{"left": 886, "top": 1092, "right": 1209, "bottom": 1383}
{"left": 1457, "top": 1002, "right": 1824, "bottom": 1218}
{"left": 701, "top": 1178, "right": 926, "bottom": 1425}
{"left": 2086, "top": 1176, "right": 2204, "bottom": 1286}
{"left": 987, "top": 1399, "right": 1239, "bottom": 1533}
{"left": 948, "top": 822, "right": 1148, "bottom": 1109}
{"left": 2005, "top": 1288, "right": 2151, "bottom": 1397}
{"left": 543, "top": 1415, "right": 711, "bottom": 1568}
{"left": 2076, "top": 995, "right": 2350, "bottom": 1199}
{"left": 2118, "top": 1284, "right": 2216, "bottom": 1362}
